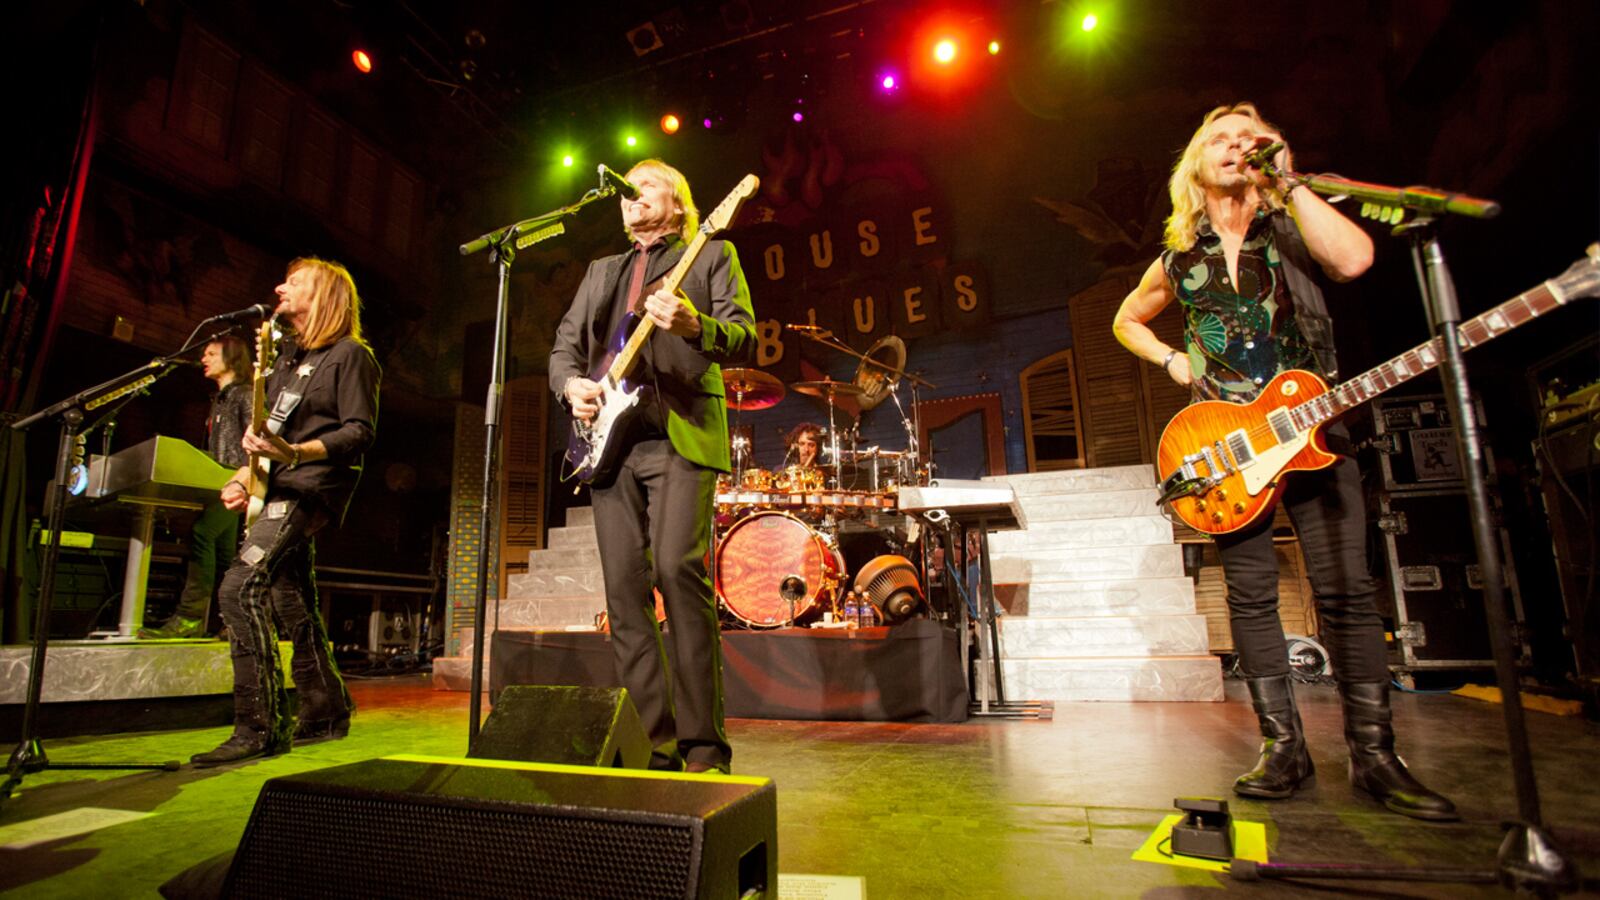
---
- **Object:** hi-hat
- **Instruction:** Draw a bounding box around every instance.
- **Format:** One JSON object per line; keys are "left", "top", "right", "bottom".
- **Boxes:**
{"left": 792, "top": 378, "right": 864, "bottom": 399}
{"left": 722, "top": 368, "right": 785, "bottom": 410}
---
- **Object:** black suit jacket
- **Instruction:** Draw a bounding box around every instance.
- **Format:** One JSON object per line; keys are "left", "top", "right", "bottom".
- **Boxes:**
{"left": 548, "top": 237, "right": 756, "bottom": 472}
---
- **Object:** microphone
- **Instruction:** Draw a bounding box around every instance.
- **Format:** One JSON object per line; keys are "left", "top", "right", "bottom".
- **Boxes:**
{"left": 786, "top": 323, "right": 832, "bottom": 337}
{"left": 205, "top": 303, "right": 275, "bottom": 324}
{"left": 1241, "top": 140, "right": 1285, "bottom": 170}
{"left": 598, "top": 165, "right": 640, "bottom": 200}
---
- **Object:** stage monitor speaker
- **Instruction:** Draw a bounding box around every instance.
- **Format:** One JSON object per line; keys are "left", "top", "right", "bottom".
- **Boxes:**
{"left": 471, "top": 684, "right": 653, "bottom": 769}
{"left": 222, "top": 755, "right": 776, "bottom": 899}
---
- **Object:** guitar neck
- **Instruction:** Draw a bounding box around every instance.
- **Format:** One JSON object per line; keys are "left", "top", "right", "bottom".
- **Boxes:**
{"left": 605, "top": 229, "right": 713, "bottom": 383}
{"left": 1291, "top": 279, "right": 1569, "bottom": 429}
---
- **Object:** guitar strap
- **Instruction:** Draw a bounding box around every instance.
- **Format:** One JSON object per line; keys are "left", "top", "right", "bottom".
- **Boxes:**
{"left": 1271, "top": 213, "right": 1340, "bottom": 379}
{"left": 265, "top": 345, "right": 331, "bottom": 436}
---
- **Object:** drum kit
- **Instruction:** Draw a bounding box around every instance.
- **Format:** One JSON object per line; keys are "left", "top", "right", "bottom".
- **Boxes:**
{"left": 714, "top": 330, "right": 935, "bottom": 629}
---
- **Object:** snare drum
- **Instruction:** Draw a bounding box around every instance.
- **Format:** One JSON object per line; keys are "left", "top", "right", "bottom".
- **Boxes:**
{"left": 716, "top": 511, "right": 843, "bottom": 628}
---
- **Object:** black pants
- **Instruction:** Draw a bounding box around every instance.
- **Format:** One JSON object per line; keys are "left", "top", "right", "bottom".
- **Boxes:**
{"left": 1215, "top": 455, "right": 1389, "bottom": 684}
{"left": 174, "top": 500, "right": 240, "bottom": 623}
{"left": 216, "top": 495, "right": 350, "bottom": 735}
{"left": 590, "top": 437, "right": 729, "bottom": 768}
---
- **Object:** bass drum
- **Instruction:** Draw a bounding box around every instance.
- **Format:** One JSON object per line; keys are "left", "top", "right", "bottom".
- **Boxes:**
{"left": 716, "top": 512, "right": 842, "bottom": 628}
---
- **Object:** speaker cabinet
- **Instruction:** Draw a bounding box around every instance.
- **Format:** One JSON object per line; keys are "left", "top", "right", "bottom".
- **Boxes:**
{"left": 471, "top": 684, "right": 653, "bottom": 769}
{"left": 224, "top": 755, "right": 777, "bottom": 899}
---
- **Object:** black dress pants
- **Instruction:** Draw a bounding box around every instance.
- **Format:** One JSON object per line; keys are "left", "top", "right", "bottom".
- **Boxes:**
{"left": 1214, "top": 454, "right": 1390, "bottom": 684}
{"left": 590, "top": 436, "right": 729, "bottom": 768}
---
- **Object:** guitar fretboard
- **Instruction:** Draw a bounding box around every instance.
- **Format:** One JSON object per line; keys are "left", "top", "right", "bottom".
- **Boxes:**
{"left": 1288, "top": 280, "right": 1567, "bottom": 431}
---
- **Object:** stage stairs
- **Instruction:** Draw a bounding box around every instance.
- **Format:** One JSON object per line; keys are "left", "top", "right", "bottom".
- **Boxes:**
{"left": 980, "top": 466, "right": 1224, "bottom": 702}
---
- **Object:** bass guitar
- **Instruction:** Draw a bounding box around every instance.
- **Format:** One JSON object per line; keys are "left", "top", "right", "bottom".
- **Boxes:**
{"left": 566, "top": 174, "right": 759, "bottom": 483}
{"left": 244, "top": 318, "right": 280, "bottom": 527}
{"left": 1157, "top": 244, "right": 1599, "bottom": 535}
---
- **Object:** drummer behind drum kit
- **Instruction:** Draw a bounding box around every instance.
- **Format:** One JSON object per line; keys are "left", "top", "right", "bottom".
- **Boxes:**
{"left": 714, "top": 327, "right": 935, "bottom": 630}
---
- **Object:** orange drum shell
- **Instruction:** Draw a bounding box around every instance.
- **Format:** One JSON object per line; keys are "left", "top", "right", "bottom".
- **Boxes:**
{"left": 716, "top": 511, "right": 840, "bottom": 628}
{"left": 739, "top": 468, "right": 774, "bottom": 491}
{"left": 774, "top": 465, "right": 824, "bottom": 493}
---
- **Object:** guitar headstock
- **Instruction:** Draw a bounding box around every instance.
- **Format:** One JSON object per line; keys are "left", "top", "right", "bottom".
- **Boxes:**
{"left": 700, "top": 174, "right": 760, "bottom": 236}
{"left": 255, "top": 320, "right": 278, "bottom": 375}
{"left": 1554, "top": 243, "right": 1600, "bottom": 303}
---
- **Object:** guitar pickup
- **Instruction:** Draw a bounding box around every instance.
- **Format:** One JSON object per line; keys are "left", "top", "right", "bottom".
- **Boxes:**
{"left": 1265, "top": 407, "right": 1298, "bottom": 444}
{"left": 1221, "top": 432, "right": 1250, "bottom": 469}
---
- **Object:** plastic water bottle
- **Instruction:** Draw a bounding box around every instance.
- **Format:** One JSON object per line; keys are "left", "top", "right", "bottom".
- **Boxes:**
{"left": 842, "top": 597, "right": 859, "bottom": 628}
{"left": 859, "top": 601, "right": 877, "bottom": 627}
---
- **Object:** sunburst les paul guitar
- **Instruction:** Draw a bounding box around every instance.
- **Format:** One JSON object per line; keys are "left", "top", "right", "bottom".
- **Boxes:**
{"left": 244, "top": 319, "right": 279, "bottom": 527}
{"left": 566, "top": 174, "right": 759, "bottom": 483}
{"left": 1158, "top": 244, "right": 1599, "bottom": 536}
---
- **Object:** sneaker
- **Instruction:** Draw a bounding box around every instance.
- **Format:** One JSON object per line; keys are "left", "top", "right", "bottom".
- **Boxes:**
{"left": 139, "top": 616, "right": 206, "bottom": 640}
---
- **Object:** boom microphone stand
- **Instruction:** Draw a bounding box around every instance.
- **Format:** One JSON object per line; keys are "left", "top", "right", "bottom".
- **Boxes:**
{"left": 457, "top": 174, "right": 622, "bottom": 743}
{"left": 1225, "top": 158, "right": 1581, "bottom": 893}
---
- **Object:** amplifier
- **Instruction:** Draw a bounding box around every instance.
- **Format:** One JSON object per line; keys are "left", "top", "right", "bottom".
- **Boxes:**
{"left": 1363, "top": 395, "right": 1488, "bottom": 492}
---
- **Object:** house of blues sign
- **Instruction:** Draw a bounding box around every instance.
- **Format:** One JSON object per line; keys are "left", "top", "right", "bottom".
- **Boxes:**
{"left": 726, "top": 195, "right": 990, "bottom": 382}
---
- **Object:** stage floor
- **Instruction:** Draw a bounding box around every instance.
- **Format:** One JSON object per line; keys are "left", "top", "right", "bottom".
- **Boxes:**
{"left": 2, "top": 675, "right": 1597, "bottom": 897}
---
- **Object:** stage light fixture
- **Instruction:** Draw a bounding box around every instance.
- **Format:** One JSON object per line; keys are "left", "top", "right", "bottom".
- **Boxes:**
{"left": 792, "top": 110, "right": 804, "bottom": 123}
{"left": 625, "top": 135, "right": 638, "bottom": 148}
{"left": 1081, "top": 13, "right": 1099, "bottom": 32}
{"left": 561, "top": 154, "right": 574, "bottom": 167}
{"left": 879, "top": 72, "right": 898, "bottom": 91}
{"left": 660, "top": 113, "right": 681, "bottom": 135}
{"left": 988, "top": 40, "right": 1000, "bottom": 55}
{"left": 932, "top": 38, "right": 957, "bottom": 64}
{"left": 351, "top": 49, "right": 374, "bottom": 73}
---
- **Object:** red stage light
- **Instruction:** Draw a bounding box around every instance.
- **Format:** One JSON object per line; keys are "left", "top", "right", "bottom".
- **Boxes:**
{"left": 351, "top": 49, "right": 374, "bottom": 73}
{"left": 660, "top": 113, "right": 681, "bottom": 135}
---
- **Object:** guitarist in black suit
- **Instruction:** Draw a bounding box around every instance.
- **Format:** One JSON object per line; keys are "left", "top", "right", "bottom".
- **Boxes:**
{"left": 549, "top": 159, "right": 755, "bottom": 774}
{"left": 1113, "top": 104, "right": 1456, "bottom": 820}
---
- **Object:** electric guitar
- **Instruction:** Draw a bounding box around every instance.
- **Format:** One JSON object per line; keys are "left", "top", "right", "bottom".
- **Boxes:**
{"left": 566, "top": 174, "right": 760, "bottom": 483}
{"left": 1157, "top": 244, "right": 1599, "bottom": 536}
{"left": 244, "top": 318, "right": 279, "bottom": 527}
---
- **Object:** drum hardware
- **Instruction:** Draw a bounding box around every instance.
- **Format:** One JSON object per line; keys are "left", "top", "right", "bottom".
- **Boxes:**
{"left": 791, "top": 378, "right": 864, "bottom": 495}
{"left": 722, "top": 367, "right": 785, "bottom": 504}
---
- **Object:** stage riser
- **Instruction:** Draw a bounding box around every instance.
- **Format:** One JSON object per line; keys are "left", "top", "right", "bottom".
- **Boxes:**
{"left": 999, "top": 656, "right": 1225, "bottom": 702}
{"left": 988, "top": 515, "right": 1173, "bottom": 552}
{"left": 998, "top": 615, "right": 1211, "bottom": 658}
{"left": 545, "top": 523, "right": 598, "bottom": 550}
{"left": 524, "top": 544, "right": 603, "bottom": 571}
{"left": 505, "top": 568, "right": 605, "bottom": 598}
{"left": 0, "top": 641, "right": 293, "bottom": 704}
{"left": 999, "top": 578, "right": 1196, "bottom": 617}
{"left": 990, "top": 544, "right": 1185, "bottom": 583}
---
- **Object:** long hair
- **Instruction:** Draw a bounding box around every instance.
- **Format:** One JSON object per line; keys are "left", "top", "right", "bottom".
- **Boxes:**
{"left": 1163, "top": 102, "right": 1285, "bottom": 253}
{"left": 623, "top": 159, "right": 699, "bottom": 242}
{"left": 286, "top": 256, "right": 366, "bottom": 350}
{"left": 786, "top": 422, "right": 823, "bottom": 448}
{"left": 210, "top": 333, "right": 253, "bottom": 381}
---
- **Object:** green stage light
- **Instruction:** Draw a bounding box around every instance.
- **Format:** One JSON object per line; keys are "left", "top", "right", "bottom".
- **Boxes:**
{"left": 625, "top": 135, "right": 638, "bottom": 148}
{"left": 1081, "top": 13, "right": 1099, "bottom": 32}
{"left": 561, "top": 154, "right": 574, "bottom": 167}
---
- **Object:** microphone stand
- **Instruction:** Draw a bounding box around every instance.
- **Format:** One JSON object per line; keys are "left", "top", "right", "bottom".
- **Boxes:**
{"left": 458, "top": 184, "right": 620, "bottom": 744}
{"left": 1227, "top": 162, "right": 1581, "bottom": 894}
{"left": 2, "top": 353, "right": 213, "bottom": 803}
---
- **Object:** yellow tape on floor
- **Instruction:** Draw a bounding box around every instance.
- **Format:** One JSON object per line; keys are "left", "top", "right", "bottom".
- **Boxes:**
{"left": 1132, "top": 813, "right": 1268, "bottom": 873}
{"left": 1452, "top": 684, "right": 1583, "bottom": 716}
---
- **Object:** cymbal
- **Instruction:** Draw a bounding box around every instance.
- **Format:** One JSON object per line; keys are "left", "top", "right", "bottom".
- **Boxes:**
{"left": 792, "top": 378, "right": 865, "bottom": 399}
{"left": 854, "top": 335, "right": 906, "bottom": 411}
{"left": 722, "top": 367, "right": 785, "bottom": 410}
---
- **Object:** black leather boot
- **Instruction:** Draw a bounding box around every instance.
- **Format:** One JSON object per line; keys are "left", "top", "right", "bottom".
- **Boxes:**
{"left": 1234, "top": 674, "right": 1316, "bottom": 799}
{"left": 190, "top": 726, "right": 290, "bottom": 767}
{"left": 1341, "top": 681, "right": 1459, "bottom": 821}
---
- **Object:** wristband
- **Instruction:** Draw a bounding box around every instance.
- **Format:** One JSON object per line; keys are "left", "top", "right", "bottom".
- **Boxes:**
{"left": 1161, "top": 349, "right": 1180, "bottom": 373}
{"left": 288, "top": 446, "right": 302, "bottom": 469}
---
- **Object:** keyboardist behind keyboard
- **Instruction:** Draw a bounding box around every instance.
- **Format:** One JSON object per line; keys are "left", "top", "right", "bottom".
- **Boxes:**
{"left": 139, "top": 335, "right": 252, "bottom": 640}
